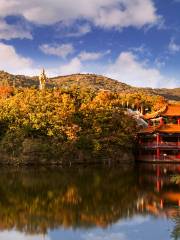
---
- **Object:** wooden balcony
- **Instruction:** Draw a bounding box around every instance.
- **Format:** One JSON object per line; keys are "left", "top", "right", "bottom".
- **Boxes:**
{"left": 140, "top": 142, "right": 180, "bottom": 149}
{"left": 137, "top": 154, "right": 180, "bottom": 163}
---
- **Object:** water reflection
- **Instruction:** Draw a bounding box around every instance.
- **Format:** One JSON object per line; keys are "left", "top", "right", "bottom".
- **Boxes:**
{"left": 137, "top": 164, "right": 180, "bottom": 240}
{"left": 137, "top": 164, "right": 180, "bottom": 215}
{"left": 0, "top": 164, "right": 179, "bottom": 239}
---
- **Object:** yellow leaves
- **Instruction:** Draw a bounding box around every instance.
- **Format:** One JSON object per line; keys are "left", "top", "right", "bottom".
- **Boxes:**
{"left": 94, "top": 126, "right": 102, "bottom": 134}
{"left": 93, "top": 140, "right": 102, "bottom": 151}
{"left": 0, "top": 86, "right": 161, "bottom": 156}
{"left": 65, "top": 124, "right": 81, "bottom": 141}
{"left": 62, "top": 186, "right": 82, "bottom": 205}
{"left": 47, "top": 130, "right": 54, "bottom": 137}
{"left": 0, "top": 88, "right": 80, "bottom": 138}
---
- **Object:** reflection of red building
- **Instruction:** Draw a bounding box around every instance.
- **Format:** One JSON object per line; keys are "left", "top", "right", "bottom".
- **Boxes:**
{"left": 138, "top": 104, "right": 180, "bottom": 162}
{"left": 137, "top": 164, "right": 180, "bottom": 218}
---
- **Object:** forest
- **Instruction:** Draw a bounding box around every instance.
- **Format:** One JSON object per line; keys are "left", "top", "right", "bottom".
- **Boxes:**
{"left": 0, "top": 83, "right": 166, "bottom": 165}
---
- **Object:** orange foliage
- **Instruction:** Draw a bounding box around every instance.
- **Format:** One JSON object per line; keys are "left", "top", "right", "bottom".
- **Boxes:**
{"left": 0, "top": 86, "right": 13, "bottom": 99}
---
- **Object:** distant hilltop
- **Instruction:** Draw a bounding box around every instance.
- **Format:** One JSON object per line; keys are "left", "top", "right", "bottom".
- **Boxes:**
{"left": 0, "top": 70, "right": 179, "bottom": 101}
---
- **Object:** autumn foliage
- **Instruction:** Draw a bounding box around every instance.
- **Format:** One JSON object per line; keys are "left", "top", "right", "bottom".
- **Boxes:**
{"left": 0, "top": 86, "right": 166, "bottom": 164}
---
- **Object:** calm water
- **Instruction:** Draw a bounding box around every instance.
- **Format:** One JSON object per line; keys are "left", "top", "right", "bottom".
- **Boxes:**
{"left": 0, "top": 164, "right": 180, "bottom": 240}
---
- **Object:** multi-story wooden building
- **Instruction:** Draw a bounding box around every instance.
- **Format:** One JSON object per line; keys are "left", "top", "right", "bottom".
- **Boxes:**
{"left": 138, "top": 104, "right": 180, "bottom": 162}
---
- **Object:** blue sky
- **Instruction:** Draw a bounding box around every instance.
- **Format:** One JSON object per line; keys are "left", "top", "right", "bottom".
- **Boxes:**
{"left": 0, "top": 0, "right": 180, "bottom": 88}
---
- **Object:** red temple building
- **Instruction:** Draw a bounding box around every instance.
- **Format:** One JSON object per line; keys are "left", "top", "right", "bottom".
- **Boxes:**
{"left": 138, "top": 104, "right": 180, "bottom": 162}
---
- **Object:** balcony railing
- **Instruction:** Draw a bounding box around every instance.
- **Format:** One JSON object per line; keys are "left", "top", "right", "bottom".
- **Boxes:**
{"left": 140, "top": 142, "right": 180, "bottom": 149}
{"left": 137, "top": 154, "right": 180, "bottom": 162}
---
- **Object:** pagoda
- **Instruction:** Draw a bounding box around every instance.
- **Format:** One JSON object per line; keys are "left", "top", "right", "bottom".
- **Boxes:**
{"left": 138, "top": 104, "right": 180, "bottom": 162}
{"left": 39, "top": 69, "right": 47, "bottom": 90}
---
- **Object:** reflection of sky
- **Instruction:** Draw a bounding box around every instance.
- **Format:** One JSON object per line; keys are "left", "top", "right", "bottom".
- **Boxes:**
{"left": 1, "top": 214, "right": 174, "bottom": 240}
{"left": 49, "top": 215, "right": 175, "bottom": 240}
{"left": 0, "top": 230, "right": 50, "bottom": 240}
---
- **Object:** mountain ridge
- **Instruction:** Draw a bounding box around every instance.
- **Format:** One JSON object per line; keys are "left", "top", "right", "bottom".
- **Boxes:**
{"left": 0, "top": 71, "right": 179, "bottom": 100}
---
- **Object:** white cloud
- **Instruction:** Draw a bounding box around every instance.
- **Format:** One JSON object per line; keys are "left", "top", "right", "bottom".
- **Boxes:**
{"left": 46, "top": 49, "right": 111, "bottom": 76}
{"left": 0, "top": 0, "right": 161, "bottom": 30}
{"left": 84, "top": 232, "right": 126, "bottom": 240}
{"left": 57, "top": 57, "right": 82, "bottom": 76}
{"left": 130, "top": 45, "right": 151, "bottom": 57}
{"left": 0, "top": 42, "right": 79, "bottom": 77}
{"left": 105, "top": 51, "right": 177, "bottom": 88}
{"left": 65, "top": 23, "right": 91, "bottom": 37}
{"left": 0, "top": 42, "right": 34, "bottom": 74}
{"left": 39, "top": 43, "right": 74, "bottom": 58}
{"left": 115, "top": 215, "right": 150, "bottom": 227}
{"left": 168, "top": 38, "right": 180, "bottom": 53}
{"left": 45, "top": 50, "right": 178, "bottom": 88}
{"left": 154, "top": 56, "right": 166, "bottom": 68}
{"left": 0, "top": 42, "right": 177, "bottom": 89}
{"left": 79, "top": 50, "right": 110, "bottom": 61}
{"left": 0, "top": 230, "right": 50, "bottom": 240}
{"left": 0, "top": 19, "right": 32, "bottom": 40}
{"left": 130, "top": 45, "right": 147, "bottom": 54}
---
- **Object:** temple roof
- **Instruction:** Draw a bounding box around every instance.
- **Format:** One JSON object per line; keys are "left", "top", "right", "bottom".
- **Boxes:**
{"left": 143, "top": 105, "right": 167, "bottom": 120}
{"left": 143, "top": 104, "right": 180, "bottom": 120}
{"left": 162, "top": 104, "right": 180, "bottom": 116}
{"left": 139, "top": 124, "right": 180, "bottom": 134}
{"left": 139, "top": 126, "right": 159, "bottom": 134}
{"left": 158, "top": 124, "right": 180, "bottom": 133}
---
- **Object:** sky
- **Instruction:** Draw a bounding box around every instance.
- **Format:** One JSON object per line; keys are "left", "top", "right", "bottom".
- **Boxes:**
{"left": 0, "top": 0, "right": 180, "bottom": 88}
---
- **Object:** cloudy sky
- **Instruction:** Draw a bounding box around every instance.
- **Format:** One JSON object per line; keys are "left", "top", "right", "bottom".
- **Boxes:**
{"left": 0, "top": 0, "right": 180, "bottom": 88}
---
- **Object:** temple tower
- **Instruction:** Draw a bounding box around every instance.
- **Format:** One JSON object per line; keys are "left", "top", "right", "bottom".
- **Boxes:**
{"left": 39, "top": 69, "right": 47, "bottom": 90}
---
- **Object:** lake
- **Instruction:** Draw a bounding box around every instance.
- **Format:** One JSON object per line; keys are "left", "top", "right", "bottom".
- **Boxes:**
{"left": 0, "top": 163, "right": 179, "bottom": 240}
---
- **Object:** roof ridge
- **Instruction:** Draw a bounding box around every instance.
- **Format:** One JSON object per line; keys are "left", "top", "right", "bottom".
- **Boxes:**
{"left": 143, "top": 104, "right": 168, "bottom": 120}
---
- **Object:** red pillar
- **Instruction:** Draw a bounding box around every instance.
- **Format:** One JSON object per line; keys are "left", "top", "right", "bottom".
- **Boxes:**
{"left": 156, "top": 133, "right": 160, "bottom": 159}
{"left": 157, "top": 165, "right": 160, "bottom": 177}
{"left": 156, "top": 166, "right": 160, "bottom": 192}
{"left": 156, "top": 148, "right": 160, "bottom": 159}
{"left": 178, "top": 118, "right": 180, "bottom": 125}
{"left": 156, "top": 179, "right": 160, "bottom": 192}
{"left": 157, "top": 133, "right": 160, "bottom": 145}
{"left": 160, "top": 199, "right": 163, "bottom": 209}
{"left": 160, "top": 117, "right": 163, "bottom": 126}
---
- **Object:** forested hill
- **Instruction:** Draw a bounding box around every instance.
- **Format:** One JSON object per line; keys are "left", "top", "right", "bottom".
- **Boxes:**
{"left": 51, "top": 74, "right": 180, "bottom": 101}
{"left": 0, "top": 71, "right": 179, "bottom": 100}
{"left": 0, "top": 71, "right": 38, "bottom": 87}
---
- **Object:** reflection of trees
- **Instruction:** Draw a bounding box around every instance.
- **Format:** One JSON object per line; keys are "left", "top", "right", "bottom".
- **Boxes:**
{"left": 0, "top": 166, "right": 138, "bottom": 234}
{"left": 171, "top": 175, "right": 180, "bottom": 184}
{"left": 2, "top": 164, "right": 180, "bottom": 237}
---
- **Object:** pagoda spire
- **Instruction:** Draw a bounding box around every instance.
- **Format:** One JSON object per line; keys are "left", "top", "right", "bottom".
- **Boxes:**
{"left": 39, "top": 68, "right": 47, "bottom": 90}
